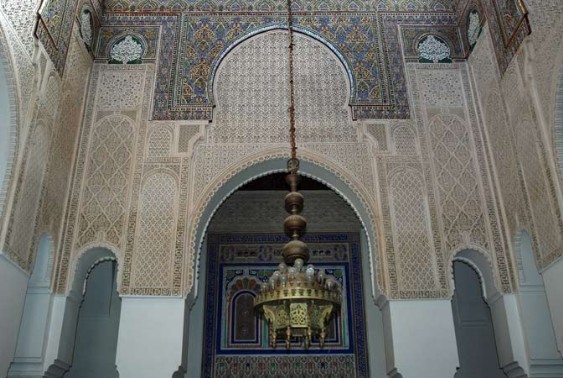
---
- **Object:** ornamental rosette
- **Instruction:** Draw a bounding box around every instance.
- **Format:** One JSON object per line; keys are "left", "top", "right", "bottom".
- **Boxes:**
{"left": 419, "top": 35, "right": 451, "bottom": 63}
{"left": 110, "top": 35, "right": 143, "bottom": 64}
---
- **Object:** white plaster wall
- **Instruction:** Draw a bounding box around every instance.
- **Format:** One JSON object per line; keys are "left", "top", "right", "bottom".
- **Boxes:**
{"left": 488, "top": 294, "right": 529, "bottom": 374}
{"left": 116, "top": 296, "right": 185, "bottom": 378}
{"left": 0, "top": 254, "right": 29, "bottom": 377}
{"left": 382, "top": 299, "right": 459, "bottom": 378}
{"left": 543, "top": 257, "right": 563, "bottom": 355}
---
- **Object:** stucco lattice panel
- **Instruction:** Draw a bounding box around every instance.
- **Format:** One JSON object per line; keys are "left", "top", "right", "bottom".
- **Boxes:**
{"left": 482, "top": 92, "right": 525, "bottom": 235}
{"left": 40, "top": 28, "right": 91, "bottom": 245}
{"left": 417, "top": 68, "right": 464, "bottom": 108}
{"left": 96, "top": 69, "right": 145, "bottom": 110}
{"left": 77, "top": 115, "right": 135, "bottom": 248}
{"left": 525, "top": 0, "right": 563, "bottom": 28}
{"left": 147, "top": 126, "right": 173, "bottom": 157}
{"left": 515, "top": 118, "right": 562, "bottom": 266}
{"left": 365, "top": 123, "right": 388, "bottom": 151}
{"left": 43, "top": 75, "right": 61, "bottom": 118}
{"left": 209, "top": 31, "right": 355, "bottom": 145}
{"left": 209, "top": 191, "right": 360, "bottom": 234}
{"left": 0, "top": 0, "right": 39, "bottom": 55}
{"left": 303, "top": 143, "right": 375, "bottom": 195}
{"left": 392, "top": 125, "right": 418, "bottom": 155}
{"left": 1, "top": 15, "right": 35, "bottom": 120}
{"left": 131, "top": 172, "right": 178, "bottom": 290}
{"left": 192, "top": 144, "right": 265, "bottom": 203}
{"left": 429, "top": 114, "right": 487, "bottom": 251}
{"left": 6, "top": 125, "right": 49, "bottom": 269}
{"left": 178, "top": 125, "right": 200, "bottom": 154}
{"left": 389, "top": 169, "right": 437, "bottom": 292}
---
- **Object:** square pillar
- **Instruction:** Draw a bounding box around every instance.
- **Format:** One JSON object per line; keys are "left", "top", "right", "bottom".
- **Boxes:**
{"left": 116, "top": 296, "right": 185, "bottom": 378}
{"left": 381, "top": 299, "right": 459, "bottom": 378}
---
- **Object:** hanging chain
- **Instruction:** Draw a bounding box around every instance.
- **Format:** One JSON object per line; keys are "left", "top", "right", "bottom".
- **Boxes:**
{"left": 287, "top": 0, "right": 297, "bottom": 161}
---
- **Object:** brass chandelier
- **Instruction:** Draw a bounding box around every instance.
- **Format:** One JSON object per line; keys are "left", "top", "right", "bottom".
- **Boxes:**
{"left": 253, "top": 0, "right": 341, "bottom": 350}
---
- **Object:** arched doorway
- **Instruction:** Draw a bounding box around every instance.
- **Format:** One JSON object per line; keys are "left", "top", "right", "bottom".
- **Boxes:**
{"left": 65, "top": 257, "right": 120, "bottom": 378}
{"left": 184, "top": 172, "right": 386, "bottom": 377}
{"left": 45, "top": 247, "right": 121, "bottom": 378}
{"left": 451, "top": 257, "right": 506, "bottom": 377}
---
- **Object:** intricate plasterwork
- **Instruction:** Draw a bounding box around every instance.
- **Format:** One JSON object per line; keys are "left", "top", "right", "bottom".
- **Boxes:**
{"left": 5, "top": 124, "right": 50, "bottom": 269}
{"left": 210, "top": 31, "right": 354, "bottom": 143}
{"left": 0, "top": 0, "right": 39, "bottom": 55}
{"left": 392, "top": 125, "right": 418, "bottom": 155}
{"left": 96, "top": 68, "right": 145, "bottom": 109}
{"left": 429, "top": 113, "right": 488, "bottom": 252}
{"left": 185, "top": 148, "right": 382, "bottom": 298}
{"left": 56, "top": 64, "right": 149, "bottom": 293}
{"left": 0, "top": 20, "right": 20, "bottom": 233}
{"left": 389, "top": 168, "right": 438, "bottom": 292}
{"left": 76, "top": 114, "right": 136, "bottom": 248}
{"left": 130, "top": 171, "right": 178, "bottom": 290}
{"left": 408, "top": 62, "right": 514, "bottom": 294}
{"left": 147, "top": 125, "right": 173, "bottom": 157}
{"left": 515, "top": 115, "right": 562, "bottom": 266}
{"left": 417, "top": 68, "right": 464, "bottom": 107}
{"left": 208, "top": 191, "right": 361, "bottom": 234}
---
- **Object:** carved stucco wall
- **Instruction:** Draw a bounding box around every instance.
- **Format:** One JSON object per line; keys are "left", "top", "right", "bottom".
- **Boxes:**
{"left": 469, "top": 21, "right": 563, "bottom": 275}
{"left": 3, "top": 1, "right": 559, "bottom": 301}
{"left": 55, "top": 27, "right": 531, "bottom": 300}
{"left": 0, "top": 3, "right": 92, "bottom": 277}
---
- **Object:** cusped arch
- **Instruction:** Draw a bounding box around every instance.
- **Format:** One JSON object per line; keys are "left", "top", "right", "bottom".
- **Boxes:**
{"left": 0, "top": 23, "right": 21, "bottom": 226}
{"left": 450, "top": 246, "right": 501, "bottom": 301}
{"left": 209, "top": 26, "right": 355, "bottom": 107}
{"left": 67, "top": 242, "right": 123, "bottom": 296}
{"left": 185, "top": 147, "right": 383, "bottom": 300}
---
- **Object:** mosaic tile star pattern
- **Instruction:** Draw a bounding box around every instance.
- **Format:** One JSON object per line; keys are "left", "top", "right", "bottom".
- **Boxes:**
{"left": 105, "top": 0, "right": 455, "bottom": 12}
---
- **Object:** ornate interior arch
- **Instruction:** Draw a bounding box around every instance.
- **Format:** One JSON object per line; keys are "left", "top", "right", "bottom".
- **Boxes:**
{"left": 67, "top": 242, "right": 123, "bottom": 295}
{"left": 450, "top": 246, "right": 501, "bottom": 301}
{"left": 184, "top": 148, "right": 384, "bottom": 301}
{"left": 209, "top": 26, "right": 355, "bottom": 108}
{"left": 0, "top": 22, "right": 20, "bottom": 231}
